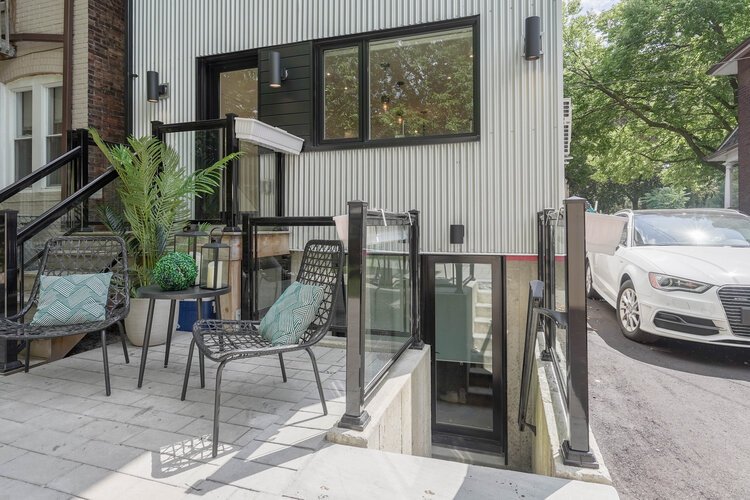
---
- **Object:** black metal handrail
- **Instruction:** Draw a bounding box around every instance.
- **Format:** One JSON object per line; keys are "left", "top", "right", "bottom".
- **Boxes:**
{"left": 17, "top": 167, "right": 118, "bottom": 245}
{"left": 0, "top": 146, "right": 81, "bottom": 203}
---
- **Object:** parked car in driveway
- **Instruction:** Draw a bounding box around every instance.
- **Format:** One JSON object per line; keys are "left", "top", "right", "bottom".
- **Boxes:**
{"left": 587, "top": 208, "right": 750, "bottom": 347}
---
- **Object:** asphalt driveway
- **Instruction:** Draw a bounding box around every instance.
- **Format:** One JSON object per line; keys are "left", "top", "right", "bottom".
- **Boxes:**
{"left": 587, "top": 298, "right": 750, "bottom": 500}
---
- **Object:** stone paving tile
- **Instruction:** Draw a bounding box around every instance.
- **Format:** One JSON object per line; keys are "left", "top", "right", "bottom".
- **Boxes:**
{"left": 0, "top": 476, "right": 74, "bottom": 500}
{"left": 36, "top": 393, "right": 103, "bottom": 414}
{"left": 69, "top": 420, "right": 148, "bottom": 445}
{"left": 258, "top": 375, "right": 314, "bottom": 391}
{"left": 117, "top": 450, "right": 221, "bottom": 490}
{"left": 278, "top": 409, "right": 342, "bottom": 431}
{"left": 7, "top": 427, "right": 89, "bottom": 458}
{"left": 253, "top": 424, "right": 328, "bottom": 450}
{"left": 58, "top": 440, "right": 145, "bottom": 470}
{"left": 24, "top": 408, "right": 98, "bottom": 433}
{"left": 127, "top": 408, "right": 196, "bottom": 432}
{"left": 178, "top": 401, "right": 243, "bottom": 422}
{"left": 3, "top": 387, "right": 60, "bottom": 405}
{"left": 0, "top": 417, "right": 36, "bottom": 444}
{"left": 225, "top": 409, "right": 281, "bottom": 430}
{"left": 0, "top": 450, "right": 79, "bottom": 485}
{"left": 198, "top": 458, "right": 299, "bottom": 496}
{"left": 233, "top": 440, "right": 320, "bottom": 471}
{"left": 219, "top": 381, "right": 275, "bottom": 399}
{"left": 45, "top": 463, "right": 116, "bottom": 497}
{"left": 82, "top": 401, "right": 147, "bottom": 422}
{"left": 0, "top": 400, "right": 53, "bottom": 423}
{"left": 122, "top": 428, "right": 194, "bottom": 454}
{"left": 223, "top": 394, "right": 294, "bottom": 415}
{"left": 178, "top": 418, "right": 250, "bottom": 445}
{"left": 0, "top": 443, "right": 26, "bottom": 466}
{"left": 65, "top": 469, "right": 190, "bottom": 500}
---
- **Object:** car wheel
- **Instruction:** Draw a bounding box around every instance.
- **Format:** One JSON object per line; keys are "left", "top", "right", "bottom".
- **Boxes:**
{"left": 616, "top": 280, "right": 658, "bottom": 343}
{"left": 586, "top": 261, "right": 601, "bottom": 300}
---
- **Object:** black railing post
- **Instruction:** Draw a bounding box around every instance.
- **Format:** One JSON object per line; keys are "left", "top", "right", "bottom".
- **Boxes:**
{"left": 77, "top": 129, "right": 89, "bottom": 229}
{"left": 541, "top": 208, "right": 555, "bottom": 361}
{"left": 223, "top": 113, "right": 240, "bottom": 231}
{"left": 561, "top": 196, "right": 598, "bottom": 468}
{"left": 339, "top": 200, "right": 371, "bottom": 431}
{"left": 241, "top": 213, "right": 252, "bottom": 320}
{"left": 151, "top": 120, "right": 164, "bottom": 142}
{"left": 408, "top": 209, "right": 423, "bottom": 349}
{"left": 0, "top": 210, "right": 21, "bottom": 373}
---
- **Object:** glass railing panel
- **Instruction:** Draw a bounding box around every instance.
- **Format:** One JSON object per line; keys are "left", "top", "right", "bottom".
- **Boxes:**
{"left": 363, "top": 221, "right": 412, "bottom": 392}
{"left": 0, "top": 163, "right": 75, "bottom": 229}
{"left": 553, "top": 211, "right": 569, "bottom": 393}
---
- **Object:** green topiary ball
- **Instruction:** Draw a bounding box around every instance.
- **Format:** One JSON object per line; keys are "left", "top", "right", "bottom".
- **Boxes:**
{"left": 153, "top": 252, "right": 197, "bottom": 291}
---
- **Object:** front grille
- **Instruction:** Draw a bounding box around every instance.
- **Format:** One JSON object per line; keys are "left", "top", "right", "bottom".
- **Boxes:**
{"left": 717, "top": 286, "right": 750, "bottom": 337}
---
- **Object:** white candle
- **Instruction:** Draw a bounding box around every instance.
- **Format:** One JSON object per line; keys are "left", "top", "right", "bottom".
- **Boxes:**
{"left": 205, "top": 261, "right": 224, "bottom": 289}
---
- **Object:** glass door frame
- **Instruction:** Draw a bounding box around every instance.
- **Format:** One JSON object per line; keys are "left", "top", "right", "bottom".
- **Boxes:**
{"left": 422, "top": 254, "right": 506, "bottom": 454}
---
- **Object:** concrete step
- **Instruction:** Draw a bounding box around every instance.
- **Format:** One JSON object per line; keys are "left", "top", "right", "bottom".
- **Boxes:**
{"left": 475, "top": 302, "right": 492, "bottom": 319}
{"left": 474, "top": 317, "right": 492, "bottom": 334}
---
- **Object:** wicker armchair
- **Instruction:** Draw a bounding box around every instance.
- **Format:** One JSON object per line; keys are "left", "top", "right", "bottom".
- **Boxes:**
{"left": 183, "top": 240, "right": 344, "bottom": 456}
{"left": 0, "top": 236, "right": 130, "bottom": 396}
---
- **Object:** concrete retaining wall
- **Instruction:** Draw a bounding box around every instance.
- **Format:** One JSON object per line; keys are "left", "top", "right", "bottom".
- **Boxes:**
{"left": 327, "top": 346, "right": 432, "bottom": 457}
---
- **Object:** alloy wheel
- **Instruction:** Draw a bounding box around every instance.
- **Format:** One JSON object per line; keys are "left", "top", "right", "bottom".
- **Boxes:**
{"left": 619, "top": 287, "right": 640, "bottom": 333}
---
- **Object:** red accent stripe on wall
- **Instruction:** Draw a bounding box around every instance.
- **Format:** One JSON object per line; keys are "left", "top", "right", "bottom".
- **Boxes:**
{"left": 506, "top": 255, "right": 538, "bottom": 261}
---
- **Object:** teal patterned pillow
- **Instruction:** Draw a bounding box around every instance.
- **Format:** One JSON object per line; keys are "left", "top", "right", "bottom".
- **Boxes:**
{"left": 260, "top": 281, "right": 324, "bottom": 346}
{"left": 31, "top": 273, "right": 112, "bottom": 326}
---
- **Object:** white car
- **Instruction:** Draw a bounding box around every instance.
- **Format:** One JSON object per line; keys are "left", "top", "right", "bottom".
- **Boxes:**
{"left": 587, "top": 209, "right": 750, "bottom": 347}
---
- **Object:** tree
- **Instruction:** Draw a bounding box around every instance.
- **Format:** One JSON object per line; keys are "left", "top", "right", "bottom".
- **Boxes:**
{"left": 640, "top": 187, "right": 689, "bottom": 209}
{"left": 564, "top": 0, "right": 749, "bottom": 211}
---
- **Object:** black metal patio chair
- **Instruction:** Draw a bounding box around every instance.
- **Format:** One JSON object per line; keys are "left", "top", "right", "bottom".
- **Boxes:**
{"left": 0, "top": 236, "right": 130, "bottom": 395}
{"left": 182, "top": 239, "right": 344, "bottom": 456}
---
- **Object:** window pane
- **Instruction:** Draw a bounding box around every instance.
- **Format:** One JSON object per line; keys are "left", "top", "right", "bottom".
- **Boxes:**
{"left": 322, "top": 46, "right": 359, "bottom": 140}
{"left": 15, "top": 138, "right": 32, "bottom": 179}
{"left": 369, "top": 27, "right": 474, "bottom": 140}
{"left": 46, "top": 136, "right": 62, "bottom": 186}
{"left": 50, "top": 87, "right": 63, "bottom": 134}
{"left": 18, "top": 91, "right": 32, "bottom": 136}
{"left": 220, "top": 68, "right": 258, "bottom": 119}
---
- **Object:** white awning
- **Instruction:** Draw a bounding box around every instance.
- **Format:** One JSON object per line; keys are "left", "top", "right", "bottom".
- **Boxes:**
{"left": 234, "top": 118, "right": 304, "bottom": 155}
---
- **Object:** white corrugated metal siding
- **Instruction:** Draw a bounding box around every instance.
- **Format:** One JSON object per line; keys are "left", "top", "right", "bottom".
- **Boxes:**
{"left": 131, "top": 0, "right": 564, "bottom": 254}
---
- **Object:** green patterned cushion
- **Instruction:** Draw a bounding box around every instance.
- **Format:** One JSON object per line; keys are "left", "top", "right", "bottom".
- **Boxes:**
{"left": 31, "top": 273, "right": 113, "bottom": 326}
{"left": 260, "top": 281, "right": 324, "bottom": 346}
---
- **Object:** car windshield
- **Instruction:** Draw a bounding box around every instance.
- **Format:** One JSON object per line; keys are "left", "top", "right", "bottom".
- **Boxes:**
{"left": 633, "top": 212, "right": 750, "bottom": 247}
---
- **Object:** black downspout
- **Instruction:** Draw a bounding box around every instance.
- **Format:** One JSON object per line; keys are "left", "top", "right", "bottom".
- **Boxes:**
{"left": 125, "top": 0, "right": 134, "bottom": 136}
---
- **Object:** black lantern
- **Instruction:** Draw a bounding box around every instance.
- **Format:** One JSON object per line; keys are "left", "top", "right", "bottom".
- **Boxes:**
{"left": 200, "top": 229, "right": 230, "bottom": 290}
{"left": 174, "top": 224, "right": 209, "bottom": 285}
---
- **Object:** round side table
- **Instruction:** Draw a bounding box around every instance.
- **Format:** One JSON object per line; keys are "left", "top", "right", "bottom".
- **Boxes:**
{"left": 135, "top": 285, "right": 231, "bottom": 389}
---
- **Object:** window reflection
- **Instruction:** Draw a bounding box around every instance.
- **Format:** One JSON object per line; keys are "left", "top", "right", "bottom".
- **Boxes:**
{"left": 322, "top": 46, "right": 359, "bottom": 140}
{"left": 369, "top": 27, "right": 474, "bottom": 140}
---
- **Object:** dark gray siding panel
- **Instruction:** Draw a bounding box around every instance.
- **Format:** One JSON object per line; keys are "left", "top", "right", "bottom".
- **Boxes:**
{"left": 258, "top": 42, "right": 313, "bottom": 147}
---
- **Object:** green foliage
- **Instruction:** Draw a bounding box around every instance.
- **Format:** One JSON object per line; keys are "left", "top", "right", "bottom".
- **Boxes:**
{"left": 90, "top": 129, "right": 240, "bottom": 295}
{"left": 564, "top": 0, "right": 748, "bottom": 211}
{"left": 640, "top": 187, "right": 689, "bottom": 209}
{"left": 152, "top": 252, "right": 198, "bottom": 291}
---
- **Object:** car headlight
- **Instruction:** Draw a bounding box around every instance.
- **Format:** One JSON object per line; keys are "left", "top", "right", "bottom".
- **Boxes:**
{"left": 648, "top": 273, "right": 712, "bottom": 293}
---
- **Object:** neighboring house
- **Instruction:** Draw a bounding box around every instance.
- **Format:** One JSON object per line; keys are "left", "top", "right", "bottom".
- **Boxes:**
{"left": 0, "top": 0, "right": 126, "bottom": 199}
{"left": 705, "top": 127, "right": 738, "bottom": 208}
{"left": 128, "top": 0, "right": 564, "bottom": 469}
{"left": 708, "top": 36, "right": 750, "bottom": 212}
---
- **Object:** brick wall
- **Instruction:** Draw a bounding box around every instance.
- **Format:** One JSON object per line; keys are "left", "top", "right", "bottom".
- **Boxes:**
{"left": 14, "top": 0, "right": 63, "bottom": 33}
{"left": 87, "top": 0, "right": 126, "bottom": 169}
{"left": 739, "top": 58, "right": 750, "bottom": 214}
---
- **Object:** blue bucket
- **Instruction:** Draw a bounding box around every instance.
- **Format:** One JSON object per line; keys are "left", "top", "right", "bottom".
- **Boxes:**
{"left": 177, "top": 300, "right": 215, "bottom": 332}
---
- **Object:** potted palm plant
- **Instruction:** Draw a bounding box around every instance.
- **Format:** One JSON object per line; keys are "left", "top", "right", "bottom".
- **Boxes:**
{"left": 91, "top": 129, "right": 239, "bottom": 346}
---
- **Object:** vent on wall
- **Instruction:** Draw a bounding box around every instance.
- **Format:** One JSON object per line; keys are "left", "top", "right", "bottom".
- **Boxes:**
{"left": 0, "top": 0, "right": 14, "bottom": 58}
{"left": 563, "top": 98, "right": 572, "bottom": 162}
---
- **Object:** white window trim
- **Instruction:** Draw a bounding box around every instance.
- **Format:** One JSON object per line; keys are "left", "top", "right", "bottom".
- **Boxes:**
{"left": 4, "top": 75, "right": 64, "bottom": 192}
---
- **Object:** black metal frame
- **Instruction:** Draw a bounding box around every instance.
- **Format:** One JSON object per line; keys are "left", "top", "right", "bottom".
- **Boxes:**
{"left": 0, "top": 210, "right": 19, "bottom": 372}
{"left": 340, "top": 201, "right": 422, "bottom": 431}
{"left": 151, "top": 116, "right": 242, "bottom": 227}
{"left": 312, "top": 16, "right": 481, "bottom": 150}
{"left": 422, "top": 253, "right": 506, "bottom": 455}
{"left": 519, "top": 198, "right": 598, "bottom": 469}
{"left": 196, "top": 49, "right": 259, "bottom": 122}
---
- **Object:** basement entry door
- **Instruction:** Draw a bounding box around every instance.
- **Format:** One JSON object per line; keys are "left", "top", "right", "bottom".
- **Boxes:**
{"left": 423, "top": 255, "right": 505, "bottom": 454}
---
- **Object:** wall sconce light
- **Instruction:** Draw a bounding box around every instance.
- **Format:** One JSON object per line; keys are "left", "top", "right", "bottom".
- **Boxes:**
{"left": 450, "top": 224, "right": 465, "bottom": 245}
{"left": 381, "top": 94, "right": 390, "bottom": 111}
{"left": 146, "top": 71, "right": 169, "bottom": 102}
{"left": 269, "top": 51, "right": 288, "bottom": 88}
{"left": 524, "top": 16, "right": 542, "bottom": 61}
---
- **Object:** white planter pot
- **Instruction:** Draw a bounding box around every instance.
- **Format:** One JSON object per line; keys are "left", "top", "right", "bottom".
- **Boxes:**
{"left": 124, "top": 297, "right": 176, "bottom": 347}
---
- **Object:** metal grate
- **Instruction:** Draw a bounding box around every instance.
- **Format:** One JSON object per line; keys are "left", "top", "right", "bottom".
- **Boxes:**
{"left": 563, "top": 98, "right": 572, "bottom": 160}
{"left": 717, "top": 286, "right": 750, "bottom": 337}
{"left": 0, "top": 0, "right": 15, "bottom": 58}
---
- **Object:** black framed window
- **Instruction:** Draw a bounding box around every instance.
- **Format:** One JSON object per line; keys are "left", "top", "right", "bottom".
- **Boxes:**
{"left": 315, "top": 17, "right": 479, "bottom": 148}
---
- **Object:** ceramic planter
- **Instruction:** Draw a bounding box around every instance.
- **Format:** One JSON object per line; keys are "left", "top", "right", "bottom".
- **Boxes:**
{"left": 124, "top": 297, "right": 175, "bottom": 347}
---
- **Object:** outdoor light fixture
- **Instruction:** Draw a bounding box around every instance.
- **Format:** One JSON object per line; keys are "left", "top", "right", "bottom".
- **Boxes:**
{"left": 269, "top": 51, "right": 288, "bottom": 88}
{"left": 199, "top": 229, "right": 230, "bottom": 290}
{"left": 146, "top": 70, "right": 169, "bottom": 102}
{"left": 381, "top": 94, "right": 390, "bottom": 111}
{"left": 524, "top": 16, "right": 542, "bottom": 61}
